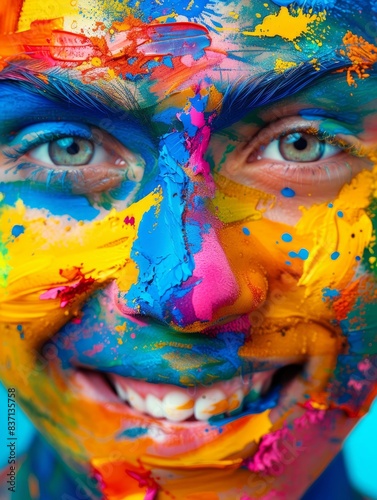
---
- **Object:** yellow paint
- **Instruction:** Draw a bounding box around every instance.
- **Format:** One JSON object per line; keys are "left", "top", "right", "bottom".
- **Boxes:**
{"left": 228, "top": 11, "right": 239, "bottom": 20}
{"left": 143, "top": 410, "right": 272, "bottom": 467}
{"left": 0, "top": 188, "right": 162, "bottom": 344}
{"left": 18, "top": 0, "right": 78, "bottom": 31}
{"left": 274, "top": 58, "right": 297, "bottom": 74}
{"left": 212, "top": 173, "right": 275, "bottom": 223}
{"left": 243, "top": 7, "right": 323, "bottom": 43}
{"left": 297, "top": 168, "right": 375, "bottom": 296}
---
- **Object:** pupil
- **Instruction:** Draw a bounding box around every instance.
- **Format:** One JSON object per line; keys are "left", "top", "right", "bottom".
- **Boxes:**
{"left": 66, "top": 142, "right": 80, "bottom": 155}
{"left": 293, "top": 137, "right": 308, "bottom": 151}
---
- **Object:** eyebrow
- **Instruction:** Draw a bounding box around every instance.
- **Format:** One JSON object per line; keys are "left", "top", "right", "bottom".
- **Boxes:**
{"left": 214, "top": 54, "right": 353, "bottom": 130}
{"left": 0, "top": 63, "right": 153, "bottom": 127}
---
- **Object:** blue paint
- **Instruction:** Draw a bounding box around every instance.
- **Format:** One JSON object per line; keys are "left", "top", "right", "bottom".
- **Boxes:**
{"left": 132, "top": 0, "right": 215, "bottom": 23}
{"left": 322, "top": 287, "right": 340, "bottom": 298}
{"left": 242, "top": 227, "right": 250, "bottom": 236}
{"left": 328, "top": 203, "right": 334, "bottom": 208}
{"left": 281, "top": 232, "right": 293, "bottom": 242}
{"left": 55, "top": 306, "right": 253, "bottom": 387}
{"left": 117, "top": 427, "right": 148, "bottom": 439}
{"left": 271, "top": 0, "right": 293, "bottom": 4}
{"left": 337, "top": 211, "right": 344, "bottom": 218}
{"left": 279, "top": 0, "right": 336, "bottom": 9}
{"left": 281, "top": 187, "right": 296, "bottom": 198}
{"left": 331, "top": 251, "right": 340, "bottom": 260}
{"left": 356, "top": 256, "right": 361, "bottom": 261}
{"left": 162, "top": 56, "right": 174, "bottom": 68}
{"left": 11, "top": 224, "right": 25, "bottom": 237}
{"left": 142, "top": 23, "right": 211, "bottom": 59}
{"left": 0, "top": 182, "right": 100, "bottom": 220}
{"left": 288, "top": 248, "right": 310, "bottom": 260}
{"left": 285, "top": 261, "right": 292, "bottom": 266}
{"left": 299, "top": 109, "right": 358, "bottom": 124}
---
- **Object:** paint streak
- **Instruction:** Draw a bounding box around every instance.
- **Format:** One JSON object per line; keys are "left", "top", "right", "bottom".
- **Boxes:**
{"left": 338, "top": 31, "right": 377, "bottom": 87}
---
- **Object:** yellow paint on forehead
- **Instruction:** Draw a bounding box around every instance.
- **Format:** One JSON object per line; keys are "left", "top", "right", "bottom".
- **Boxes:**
{"left": 274, "top": 58, "right": 297, "bottom": 74}
{"left": 243, "top": 7, "right": 324, "bottom": 43}
{"left": 18, "top": 0, "right": 133, "bottom": 33}
{"left": 18, "top": 0, "right": 78, "bottom": 31}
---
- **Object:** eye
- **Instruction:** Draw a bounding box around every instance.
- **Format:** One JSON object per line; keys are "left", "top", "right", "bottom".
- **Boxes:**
{"left": 4, "top": 123, "right": 147, "bottom": 195}
{"left": 261, "top": 132, "right": 341, "bottom": 163}
{"left": 30, "top": 136, "right": 107, "bottom": 166}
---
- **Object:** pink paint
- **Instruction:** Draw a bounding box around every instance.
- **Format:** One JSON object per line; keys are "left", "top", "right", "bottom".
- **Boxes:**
{"left": 130, "top": 333, "right": 136, "bottom": 339}
{"left": 190, "top": 107, "right": 205, "bottom": 128}
{"left": 348, "top": 378, "right": 366, "bottom": 391}
{"left": 191, "top": 227, "right": 239, "bottom": 321}
{"left": 40, "top": 287, "right": 66, "bottom": 301}
{"left": 40, "top": 273, "right": 95, "bottom": 307}
{"left": 187, "top": 123, "right": 213, "bottom": 188}
{"left": 245, "top": 427, "right": 290, "bottom": 476}
{"left": 124, "top": 216, "right": 135, "bottom": 226}
{"left": 126, "top": 470, "right": 158, "bottom": 499}
{"left": 358, "top": 358, "right": 372, "bottom": 372}
{"left": 297, "top": 406, "right": 326, "bottom": 427}
{"left": 83, "top": 343, "right": 105, "bottom": 357}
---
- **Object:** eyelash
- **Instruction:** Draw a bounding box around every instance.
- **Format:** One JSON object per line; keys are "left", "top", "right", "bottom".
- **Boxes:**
{"left": 4, "top": 129, "right": 93, "bottom": 161}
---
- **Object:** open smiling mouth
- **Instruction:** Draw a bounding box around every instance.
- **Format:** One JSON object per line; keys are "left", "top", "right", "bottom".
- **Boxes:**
{"left": 74, "top": 363, "right": 305, "bottom": 424}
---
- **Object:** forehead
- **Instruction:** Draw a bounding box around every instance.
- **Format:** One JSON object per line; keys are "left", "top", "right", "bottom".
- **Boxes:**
{"left": 0, "top": 0, "right": 376, "bottom": 111}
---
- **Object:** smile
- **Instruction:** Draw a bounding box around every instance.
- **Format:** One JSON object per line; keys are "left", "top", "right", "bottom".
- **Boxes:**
{"left": 73, "top": 363, "right": 305, "bottom": 424}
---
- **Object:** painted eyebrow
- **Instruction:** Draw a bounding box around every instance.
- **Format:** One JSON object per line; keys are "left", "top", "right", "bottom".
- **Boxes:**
{"left": 214, "top": 55, "right": 352, "bottom": 130}
{"left": 0, "top": 64, "right": 152, "bottom": 127}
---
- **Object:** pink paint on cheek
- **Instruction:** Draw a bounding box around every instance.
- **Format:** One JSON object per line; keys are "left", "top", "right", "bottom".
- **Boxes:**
{"left": 191, "top": 227, "right": 239, "bottom": 321}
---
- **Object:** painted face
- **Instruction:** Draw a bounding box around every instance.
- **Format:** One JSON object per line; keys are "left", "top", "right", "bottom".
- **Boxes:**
{"left": 1, "top": 0, "right": 377, "bottom": 498}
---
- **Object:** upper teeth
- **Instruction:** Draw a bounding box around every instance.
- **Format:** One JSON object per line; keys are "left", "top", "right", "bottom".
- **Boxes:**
{"left": 109, "top": 370, "right": 276, "bottom": 423}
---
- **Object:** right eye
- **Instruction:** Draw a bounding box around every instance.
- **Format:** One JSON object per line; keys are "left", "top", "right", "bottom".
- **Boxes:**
{"left": 4, "top": 123, "right": 146, "bottom": 195}
{"left": 261, "top": 131, "right": 340, "bottom": 163}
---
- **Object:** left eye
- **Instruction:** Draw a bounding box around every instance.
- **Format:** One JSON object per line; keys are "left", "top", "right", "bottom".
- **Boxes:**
{"left": 261, "top": 132, "right": 340, "bottom": 162}
{"left": 30, "top": 137, "right": 108, "bottom": 166}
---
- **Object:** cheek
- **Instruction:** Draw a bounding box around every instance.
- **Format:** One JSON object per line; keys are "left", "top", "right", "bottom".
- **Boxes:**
{"left": 0, "top": 191, "right": 161, "bottom": 383}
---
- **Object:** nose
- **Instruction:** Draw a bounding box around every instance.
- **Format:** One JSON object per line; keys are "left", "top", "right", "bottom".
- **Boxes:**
{"left": 114, "top": 103, "right": 268, "bottom": 330}
{"left": 114, "top": 178, "right": 267, "bottom": 330}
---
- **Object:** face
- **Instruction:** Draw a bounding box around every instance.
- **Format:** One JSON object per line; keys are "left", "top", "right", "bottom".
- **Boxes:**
{"left": 1, "top": 0, "right": 377, "bottom": 498}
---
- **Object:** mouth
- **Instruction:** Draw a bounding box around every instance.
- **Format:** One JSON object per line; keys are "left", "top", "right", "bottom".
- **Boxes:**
{"left": 73, "top": 363, "right": 305, "bottom": 424}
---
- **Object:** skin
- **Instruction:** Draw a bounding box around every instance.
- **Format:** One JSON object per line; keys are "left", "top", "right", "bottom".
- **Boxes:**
{"left": 0, "top": 0, "right": 377, "bottom": 498}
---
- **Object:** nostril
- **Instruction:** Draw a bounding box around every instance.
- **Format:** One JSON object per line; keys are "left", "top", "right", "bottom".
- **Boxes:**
{"left": 110, "top": 281, "right": 146, "bottom": 324}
